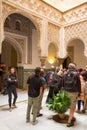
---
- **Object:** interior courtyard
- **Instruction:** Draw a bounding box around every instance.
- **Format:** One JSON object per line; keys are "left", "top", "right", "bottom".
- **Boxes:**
{"left": 0, "top": 0, "right": 87, "bottom": 129}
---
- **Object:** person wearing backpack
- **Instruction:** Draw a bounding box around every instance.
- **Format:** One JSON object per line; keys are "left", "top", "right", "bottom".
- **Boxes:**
{"left": 62, "top": 63, "right": 81, "bottom": 127}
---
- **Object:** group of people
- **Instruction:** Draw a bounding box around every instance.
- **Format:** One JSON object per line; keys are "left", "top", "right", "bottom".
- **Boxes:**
{"left": 2, "top": 63, "right": 87, "bottom": 127}
{"left": 26, "top": 63, "right": 87, "bottom": 127}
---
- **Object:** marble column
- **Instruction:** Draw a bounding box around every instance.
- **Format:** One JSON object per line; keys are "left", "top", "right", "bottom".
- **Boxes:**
{"left": 57, "top": 27, "right": 67, "bottom": 59}
{"left": 40, "top": 18, "right": 48, "bottom": 57}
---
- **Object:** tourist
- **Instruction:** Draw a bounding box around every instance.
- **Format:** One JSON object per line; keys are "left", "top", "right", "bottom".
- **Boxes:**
{"left": 37, "top": 68, "right": 46, "bottom": 117}
{"left": 81, "top": 71, "right": 87, "bottom": 113}
{"left": 63, "top": 63, "right": 81, "bottom": 127}
{"left": 76, "top": 68, "right": 85, "bottom": 113}
{"left": 26, "top": 67, "right": 43, "bottom": 125}
{"left": 7, "top": 67, "right": 18, "bottom": 112}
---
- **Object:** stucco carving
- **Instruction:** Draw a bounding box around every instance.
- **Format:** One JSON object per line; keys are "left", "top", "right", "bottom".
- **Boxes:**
{"left": 48, "top": 23, "right": 60, "bottom": 49}
{"left": 1, "top": 0, "right": 87, "bottom": 59}
{"left": 5, "top": 36, "right": 22, "bottom": 63}
{"left": 13, "top": 37, "right": 27, "bottom": 64}
{"left": 64, "top": 20, "right": 87, "bottom": 57}
{"left": 3, "top": 0, "right": 87, "bottom": 26}
{"left": 14, "top": 38, "right": 24, "bottom": 50}
{"left": 5, "top": 32, "right": 28, "bottom": 64}
{"left": 2, "top": 0, "right": 87, "bottom": 26}
{"left": 14, "top": 38, "right": 27, "bottom": 64}
{"left": 63, "top": 4, "right": 87, "bottom": 24}
{"left": 2, "top": 2, "right": 44, "bottom": 55}
{"left": 2, "top": 2, "right": 16, "bottom": 21}
{"left": 3, "top": 0, "right": 62, "bottom": 24}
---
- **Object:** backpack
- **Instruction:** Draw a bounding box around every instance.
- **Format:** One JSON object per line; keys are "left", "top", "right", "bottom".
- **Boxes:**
{"left": 63, "top": 70, "right": 77, "bottom": 92}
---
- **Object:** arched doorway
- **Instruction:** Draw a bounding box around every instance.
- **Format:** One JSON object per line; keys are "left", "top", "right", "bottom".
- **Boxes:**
{"left": 66, "top": 39, "right": 87, "bottom": 68}
{"left": 1, "top": 40, "right": 17, "bottom": 70}
{"left": 46, "top": 43, "right": 58, "bottom": 68}
{"left": 1, "top": 12, "right": 39, "bottom": 90}
{"left": 0, "top": 40, "right": 18, "bottom": 92}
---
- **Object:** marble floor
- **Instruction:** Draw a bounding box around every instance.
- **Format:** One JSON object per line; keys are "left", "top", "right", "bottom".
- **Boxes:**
{"left": 0, "top": 90, "right": 87, "bottom": 130}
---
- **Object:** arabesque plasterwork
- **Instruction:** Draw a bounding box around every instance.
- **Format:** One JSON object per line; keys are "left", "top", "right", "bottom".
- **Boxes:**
{"left": 64, "top": 20, "right": 87, "bottom": 57}
{"left": 1, "top": 0, "right": 87, "bottom": 59}
{"left": 48, "top": 23, "right": 60, "bottom": 49}
{"left": 63, "top": 4, "right": 87, "bottom": 25}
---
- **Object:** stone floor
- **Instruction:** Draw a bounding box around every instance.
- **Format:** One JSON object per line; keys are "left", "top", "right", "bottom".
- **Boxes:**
{"left": 0, "top": 90, "right": 87, "bottom": 130}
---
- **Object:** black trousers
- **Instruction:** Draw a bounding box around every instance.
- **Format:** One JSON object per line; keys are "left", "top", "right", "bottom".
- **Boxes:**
{"left": 46, "top": 87, "right": 54, "bottom": 103}
{"left": 7, "top": 86, "right": 17, "bottom": 107}
{"left": 77, "top": 100, "right": 84, "bottom": 110}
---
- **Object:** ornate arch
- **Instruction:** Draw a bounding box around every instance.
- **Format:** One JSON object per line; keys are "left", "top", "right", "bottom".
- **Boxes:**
{"left": 66, "top": 37, "right": 85, "bottom": 48}
{"left": 2, "top": 3, "right": 40, "bottom": 30}
{"left": 4, "top": 36, "right": 23, "bottom": 63}
{"left": 64, "top": 20, "right": 87, "bottom": 57}
{"left": 2, "top": 2, "right": 42, "bottom": 51}
{"left": 48, "top": 42, "right": 58, "bottom": 51}
{"left": 66, "top": 37, "right": 86, "bottom": 57}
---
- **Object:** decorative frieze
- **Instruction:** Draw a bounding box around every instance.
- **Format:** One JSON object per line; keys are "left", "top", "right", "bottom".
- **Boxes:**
{"left": 63, "top": 3, "right": 87, "bottom": 25}
{"left": 3, "top": 0, "right": 62, "bottom": 25}
{"left": 1, "top": 0, "right": 87, "bottom": 59}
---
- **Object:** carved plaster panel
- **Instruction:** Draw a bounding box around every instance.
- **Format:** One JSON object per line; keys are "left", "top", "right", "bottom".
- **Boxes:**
{"left": 2, "top": 0, "right": 87, "bottom": 26}
{"left": 3, "top": 0, "right": 62, "bottom": 24}
{"left": 2, "top": 2, "right": 16, "bottom": 21}
{"left": 14, "top": 38, "right": 24, "bottom": 50}
{"left": 2, "top": 0, "right": 87, "bottom": 59}
{"left": 4, "top": 36, "right": 22, "bottom": 63}
{"left": 2, "top": 2, "right": 42, "bottom": 32}
{"left": 12, "top": 37, "right": 27, "bottom": 64}
{"left": 48, "top": 22, "right": 60, "bottom": 50}
{"left": 64, "top": 20, "right": 87, "bottom": 56}
{"left": 63, "top": 4, "right": 87, "bottom": 24}
{"left": 5, "top": 32, "right": 28, "bottom": 64}
{"left": 2, "top": 2, "right": 44, "bottom": 53}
